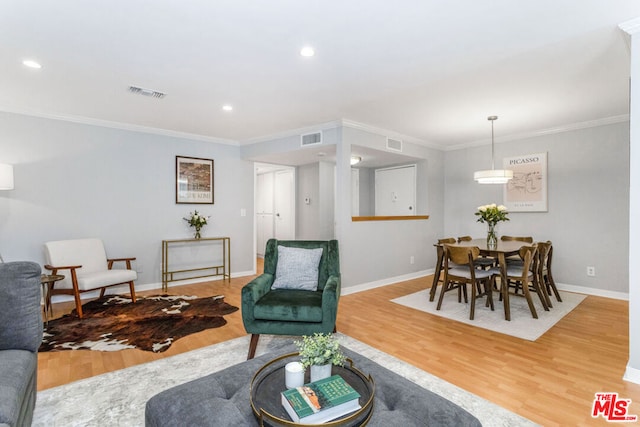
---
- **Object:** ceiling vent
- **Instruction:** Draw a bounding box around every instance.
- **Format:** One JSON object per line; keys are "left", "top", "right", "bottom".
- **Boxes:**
{"left": 128, "top": 86, "right": 166, "bottom": 99}
{"left": 301, "top": 131, "right": 322, "bottom": 146}
{"left": 386, "top": 137, "right": 403, "bottom": 152}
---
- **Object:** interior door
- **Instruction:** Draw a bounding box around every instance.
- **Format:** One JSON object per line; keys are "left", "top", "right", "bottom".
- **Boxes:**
{"left": 374, "top": 164, "right": 416, "bottom": 216}
{"left": 256, "top": 172, "right": 275, "bottom": 255}
{"left": 274, "top": 169, "right": 295, "bottom": 239}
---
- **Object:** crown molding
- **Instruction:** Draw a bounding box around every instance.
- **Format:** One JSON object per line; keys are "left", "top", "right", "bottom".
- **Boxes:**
{"left": 1, "top": 107, "right": 629, "bottom": 152}
{"left": 447, "top": 114, "right": 630, "bottom": 151}
{"left": 0, "top": 107, "right": 238, "bottom": 145}
{"left": 238, "top": 120, "right": 343, "bottom": 145}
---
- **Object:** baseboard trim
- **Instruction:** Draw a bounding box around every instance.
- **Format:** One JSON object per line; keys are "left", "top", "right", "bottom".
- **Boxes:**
{"left": 340, "top": 269, "right": 629, "bottom": 301}
{"left": 555, "top": 283, "right": 628, "bottom": 301}
{"left": 340, "top": 269, "right": 433, "bottom": 295}
{"left": 49, "top": 268, "right": 629, "bottom": 303}
{"left": 49, "top": 269, "right": 255, "bottom": 304}
{"left": 624, "top": 366, "right": 640, "bottom": 385}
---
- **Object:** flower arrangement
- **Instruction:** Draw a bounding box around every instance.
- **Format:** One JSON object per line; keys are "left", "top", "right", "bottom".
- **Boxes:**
{"left": 294, "top": 333, "right": 346, "bottom": 369}
{"left": 183, "top": 210, "right": 210, "bottom": 239}
{"left": 475, "top": 203, "right": 509, "bottom": 247}
{"left": 475, "top": 203, "right": 509, "bottom": 226}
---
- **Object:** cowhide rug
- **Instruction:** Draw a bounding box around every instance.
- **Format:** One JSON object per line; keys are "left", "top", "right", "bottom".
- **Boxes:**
{"left": 39, "top": 294, "right": 238, "bottom": 353}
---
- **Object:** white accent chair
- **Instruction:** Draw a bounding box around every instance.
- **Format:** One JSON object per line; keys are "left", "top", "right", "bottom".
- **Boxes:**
{"left": 44, "top": 238, "right": 137, "bottom": 318}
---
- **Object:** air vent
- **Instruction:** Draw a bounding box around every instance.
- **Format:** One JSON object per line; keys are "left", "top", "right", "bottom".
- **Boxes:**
{"left": 301, "top": 131, "right": 322, "bottom": 146}
{"left": 386, "top": 137, "right": 403, "bottom": 152}
{"left": 129, "top": 86, "right": 166, "bottom": 99}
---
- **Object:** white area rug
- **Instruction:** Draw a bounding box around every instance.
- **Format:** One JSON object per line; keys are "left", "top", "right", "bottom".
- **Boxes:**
{"left": 33, "top": 334, "right": 536, "bottom": 427}
{"left": 392, "top": 288, "right": 585, "bottom": 341}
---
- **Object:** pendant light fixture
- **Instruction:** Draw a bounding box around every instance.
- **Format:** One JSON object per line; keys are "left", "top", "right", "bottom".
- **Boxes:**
{"left": 473, "top": 116, "right": 513, "bottom": 184}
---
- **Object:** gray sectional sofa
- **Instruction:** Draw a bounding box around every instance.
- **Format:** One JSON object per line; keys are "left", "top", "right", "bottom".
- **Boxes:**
{"left": 0, "top": 261, "right": 43, "bottom": 427}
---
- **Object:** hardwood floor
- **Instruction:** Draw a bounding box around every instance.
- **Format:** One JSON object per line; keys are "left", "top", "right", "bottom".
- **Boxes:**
{"left": 38, "top": 264, "right": 639, "bottom": 426}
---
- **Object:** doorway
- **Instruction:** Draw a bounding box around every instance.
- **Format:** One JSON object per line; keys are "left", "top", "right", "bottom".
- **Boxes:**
{"left": 255, "top": 164, "right": 296, "bottom": 256}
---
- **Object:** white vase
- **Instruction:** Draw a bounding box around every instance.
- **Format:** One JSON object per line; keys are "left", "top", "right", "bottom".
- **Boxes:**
{"left": 310, "top": 363, "right": 332, "bottom": 382}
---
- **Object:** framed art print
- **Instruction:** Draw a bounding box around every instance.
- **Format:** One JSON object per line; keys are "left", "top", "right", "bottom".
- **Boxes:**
{"left": 176, "top": 156, "right": 214, "bottom": 204}
{"left": 503, "top": 152, "right": 547, "bottom": 212}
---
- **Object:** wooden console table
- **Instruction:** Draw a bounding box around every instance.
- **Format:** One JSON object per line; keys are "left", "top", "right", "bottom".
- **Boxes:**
{"left": 161, "top": 237, "right": 231, "bottom": 292}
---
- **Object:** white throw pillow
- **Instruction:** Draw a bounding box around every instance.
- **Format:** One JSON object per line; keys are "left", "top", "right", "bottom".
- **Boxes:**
{"left": 271, "top": 246, "right": 324, "bottom": 291}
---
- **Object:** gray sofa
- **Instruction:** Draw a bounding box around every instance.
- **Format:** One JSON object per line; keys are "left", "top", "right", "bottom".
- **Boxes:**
{"left": 0, "top": 261, "right": 43, "bottom": 427}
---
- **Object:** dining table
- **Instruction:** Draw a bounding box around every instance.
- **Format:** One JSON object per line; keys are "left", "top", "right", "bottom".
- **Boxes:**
{"left": 430, "top": 238, "right": 528, "bottom": 321}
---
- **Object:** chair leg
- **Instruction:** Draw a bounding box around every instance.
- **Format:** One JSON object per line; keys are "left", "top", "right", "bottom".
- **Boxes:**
{"left": 436, "top": 279, "right": 451, "bottom": 310}
{"left": 486, "top": 278, "right": 495, "bottom": 311}
{"left": 99, "top": 288, "right": 106, "bottom": 298}
{"left": 129, "top": 281, "right": 137, "bottom": 302}
{"left": 74, "top": 291, "right": 84, "bottom": 319}
{"left": 546, "top": 273, "right": 562, "bottom": 302}
{"left": 469, "top": 282, "right": 476, "bottom": 320}
{"left": 533, "top": 277, "right": 551, "bottom": 310}
{"left": 247, "top": 334, "right": 260, "bottom": 360}
{"left": 70, "top": 270, "right": 84, "bottom": 318}
{"left": 521, "top": 282, "right": 538, "bottom": 319}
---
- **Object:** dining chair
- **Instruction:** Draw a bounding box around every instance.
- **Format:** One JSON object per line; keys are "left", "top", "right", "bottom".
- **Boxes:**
{"left": 457, "top": 236, "right": 496, "bottom": 269}
{"left": 501, "top": 235, "right": 534, "bottom": 265}
{"left": 537, "top": 241, "right": 562, "bottom": 302}
{"left": 491, "top": 244, "right": 548, "bottom": 319}
{"left": 429, "top": 238, "right": 459, "bottom": 302}
{"left": 437, "top": 245, "right": 494, "bottom": 320}
{"left": 434, "top": 237, "right": 457, "bottom": 283}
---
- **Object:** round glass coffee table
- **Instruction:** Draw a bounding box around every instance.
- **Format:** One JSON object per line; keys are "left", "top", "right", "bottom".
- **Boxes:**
{"left": 250, "top": 352, "right": 375, "bottom": 426}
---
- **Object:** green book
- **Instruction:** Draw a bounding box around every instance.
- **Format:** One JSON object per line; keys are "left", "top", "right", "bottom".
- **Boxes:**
{"left": 281, "top": 374, "right": 361, "bottom": 423}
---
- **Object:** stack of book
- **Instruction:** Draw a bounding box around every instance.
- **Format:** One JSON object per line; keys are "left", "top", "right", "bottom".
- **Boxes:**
{"left": 281, "top": 374, "right": 361, "bottom": 424}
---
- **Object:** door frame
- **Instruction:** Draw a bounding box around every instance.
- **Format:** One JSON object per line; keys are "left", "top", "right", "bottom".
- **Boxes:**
{"left": 254, "top": 163, "right": 296, "bottom": 271}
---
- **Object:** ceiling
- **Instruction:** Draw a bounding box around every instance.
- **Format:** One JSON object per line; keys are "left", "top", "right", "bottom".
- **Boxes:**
{"left": 1, "top": 1, "right": 639, "bottom": 150}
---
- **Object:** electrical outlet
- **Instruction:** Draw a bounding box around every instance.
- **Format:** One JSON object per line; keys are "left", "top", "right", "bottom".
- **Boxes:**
{"left": 587, "top": 266, "right": 595, "bottom": 277}
{"left": 410, "top": 256, "right": 415, "bottom": 265}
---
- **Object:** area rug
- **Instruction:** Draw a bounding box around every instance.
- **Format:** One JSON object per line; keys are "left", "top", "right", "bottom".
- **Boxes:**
{"left": 39, "top": 294, "right": 238, "bottom": 353}
{"left": 32, "top": 334, "right": 536, "bottom": 427}
{"left": 391, "top": 288, "right": 585, "bottom": 341}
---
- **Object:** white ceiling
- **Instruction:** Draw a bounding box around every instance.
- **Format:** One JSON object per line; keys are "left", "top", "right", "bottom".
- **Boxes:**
{"left": 1, "top": 1, "right": 639, "bottom": 150}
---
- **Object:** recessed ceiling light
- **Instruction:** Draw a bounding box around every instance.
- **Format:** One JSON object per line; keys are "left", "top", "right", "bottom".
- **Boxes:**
{"left": 22, "top": 59, "right": 42, "bottom": 69}
{"left": 300, "top": 46, "right": 315, "bottom": 57}
{"left": 222, "top": 105, "right": 233, "bottom": 111}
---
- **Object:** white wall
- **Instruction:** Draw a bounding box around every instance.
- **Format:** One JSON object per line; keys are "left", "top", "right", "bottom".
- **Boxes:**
{"left": 444, "top": 121, "right": 630, "bottom": 296}
{"left": 0, "top": 112, "right": 255, "bottom": 287}
{"left": 296, "top": 161, "right": 335, "bottom": 240}
{"left": 296, "top": 163, "right": 321, "bottom": 239}
{"left": 336, "top": 126, "right": 445, "bottom": 288}
{"left": 625, "top": 22, "right": 640, "bottom": 382}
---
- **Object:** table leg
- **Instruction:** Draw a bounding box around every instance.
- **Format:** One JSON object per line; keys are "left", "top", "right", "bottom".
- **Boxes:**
{"left": 41, "top": 281, "right": 50, "bottom": 327}
{"left": 429, "top": 246, "right": 444, "bottom": 302}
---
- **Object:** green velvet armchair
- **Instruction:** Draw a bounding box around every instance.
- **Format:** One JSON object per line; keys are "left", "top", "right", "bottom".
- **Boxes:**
{"left": 242, "top": 239, "right": 340, "bottom": 359}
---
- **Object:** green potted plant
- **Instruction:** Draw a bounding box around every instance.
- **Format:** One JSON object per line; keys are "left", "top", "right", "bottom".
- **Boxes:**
{"left": 294, "top": 333, "right": 346, "bottom": 382}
